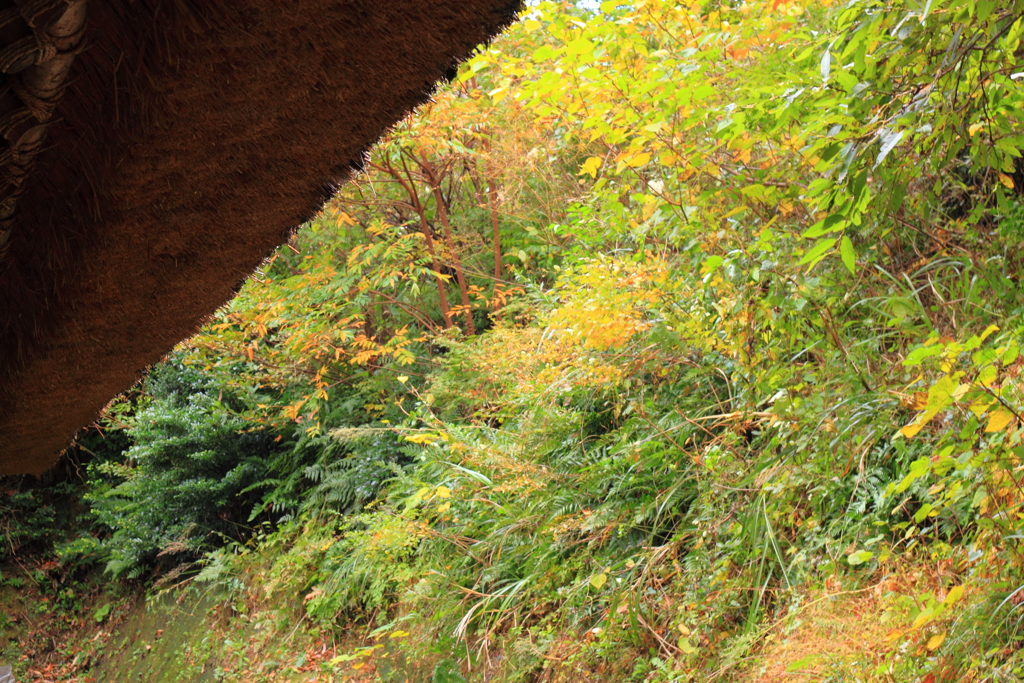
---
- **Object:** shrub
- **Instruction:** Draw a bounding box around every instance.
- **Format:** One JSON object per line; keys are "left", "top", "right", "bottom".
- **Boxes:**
{"left": 87, "top": 359, "right": 289, "bottom": 578}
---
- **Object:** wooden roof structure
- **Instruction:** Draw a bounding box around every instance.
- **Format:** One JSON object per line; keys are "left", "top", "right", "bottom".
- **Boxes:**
{"left": 0, "top": 0, "right": 520, "bottom": 474}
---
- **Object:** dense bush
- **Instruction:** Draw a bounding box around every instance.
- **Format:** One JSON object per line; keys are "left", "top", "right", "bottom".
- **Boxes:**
{"left": 19, "top": 0, "right": 1024, "bottom": 680}
{"left": 0, "top": 428, "right": 127, "bottom": 564}
{"left": 0, "top": 483, "right": 76, "bottom": 561}
{"left": 86, "top": 359, "right": 292, "bottom": 578}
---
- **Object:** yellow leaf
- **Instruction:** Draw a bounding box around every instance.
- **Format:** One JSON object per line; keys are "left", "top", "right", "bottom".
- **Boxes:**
{"left": 678, "top": 636, "right": 696, "bottom": 654}
{"left": 912, "top": 607, "right": 935, "bottom": 630}
{"left": 581, "top": 156, "right": 603, "bottom": 178}
{"left": 969, "top": 122, "right": 987, "bottom": 136}
{"left": 901, "top": 408, "right": 939, "bottom": 438}
{"left": 977, "top": 365, "right": 997, "bottom": 388}
{"left": 980, "top": 324, "right": 1000, "bottom": 340}
{"left": 884, "top": 629, "right": 904, "bottom": 642}
{"left": 625, "top": 152, "right": 651, "bottom": 168}
{"left": 436, "top": 502, "right": 451, "bottom": 514}
{"left": 397, "top": 375, "right": 409, "bottom": 384}
{"left": 969, "top": 395, "right": 996, "bottom": 417}
{"left": 642, "top": 200, "right": 657, "bottom": 221}
{"left": 436, "top": 486, "right": 452, "bottom": 499}
{"left": 944, "top": 585, "right": 965, "bottom": 605}
{"left": 899, "top": 392, "right": 928, "bottom": 410}
{"left": 926, "top": 633, "right": 946, "bottom": 651}
{"left": 999, "top": 173, "right": 1015, "bottom": 189}
{"left": 985, "top": 408, "right": 1015, "bottom": 433}
{"left": 927, "top": 374, "right": 959, "bottom": 408}
{"left": 590, "top": 573, "right": 608, "bottom": 589}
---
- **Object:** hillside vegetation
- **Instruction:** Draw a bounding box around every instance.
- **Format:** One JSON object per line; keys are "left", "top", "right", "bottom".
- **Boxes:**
{"left": 3, "top": 0, "right": 1024, "bottom": 680}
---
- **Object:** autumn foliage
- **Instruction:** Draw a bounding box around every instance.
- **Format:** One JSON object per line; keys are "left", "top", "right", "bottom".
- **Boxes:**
{"left": 7, "top": 0, "right": 1024, "bottom": 680}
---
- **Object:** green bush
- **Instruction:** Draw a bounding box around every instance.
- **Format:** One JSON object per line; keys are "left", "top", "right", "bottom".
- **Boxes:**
{"left": 0, "top": 427, "right": 127, "bottom": 564}
{"left": 0, "top": 483, "right": 73, "bottom": 561}
{"left": 87, "top": 359, "right": 290, "bottom": 578}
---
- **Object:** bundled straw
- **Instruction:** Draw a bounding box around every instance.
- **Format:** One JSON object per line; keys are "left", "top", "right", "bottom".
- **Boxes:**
{"left": 0, "top": 0, "right": 521, "bottom": 474}
{"left": 0, "top": 0, "right": 87, "bottom": 261}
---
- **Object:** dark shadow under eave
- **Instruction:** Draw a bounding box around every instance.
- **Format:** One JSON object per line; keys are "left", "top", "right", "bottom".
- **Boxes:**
{"left": 0, "top": 0, "right": 522, "bottom": 474}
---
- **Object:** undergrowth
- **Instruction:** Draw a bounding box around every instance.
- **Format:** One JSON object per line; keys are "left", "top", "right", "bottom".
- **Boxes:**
{"left": 5, "top": 0, "right": 1024, "bottom": 681}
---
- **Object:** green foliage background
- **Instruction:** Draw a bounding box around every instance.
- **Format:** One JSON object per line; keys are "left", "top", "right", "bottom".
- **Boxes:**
{"left": 6, "top": 0, "right": 1024, "bottom": 680}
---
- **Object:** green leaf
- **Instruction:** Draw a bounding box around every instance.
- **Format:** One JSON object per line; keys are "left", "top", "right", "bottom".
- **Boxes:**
{"left": 532, "top": 45, "right": 555, "bottom": 61}
{"left": 566, "top": 37, "right": 595, "bottom": 57}
{"left": 944, "top": 585, "right": 965, "bottom": 605}
{"left": 702, "top": 255, "right": 724, "bottom": 273}
{"left": 93, "top": 603, "right": 111, "bottom": 623}
{"left": 903, "top": 344, "right": 943, "bottom": 366}
{"left": 875, "top": 129, "right": 905, "bottom": 166}
{"left": 913, "top": 503, "right": 933, "bottom": 523}
{"left": 925, "top": 374, "right": 959, "bottom": 411}
{"left": 894, "top": 457, "right": 932, "bottom": 493}
{"left": 847, "top": 550, "right": 874, "bottom": 565}
{"left": 839, "top": 235, "right": 856, "bottom": 273}
{"left": 798, "top": 238, "right": 838, "bottom": 267}
{"left": 802, "top": 213, "right": 846, "bottom": 238}
{"left": 786, "top": 655, "right": 819, "bottom": 672}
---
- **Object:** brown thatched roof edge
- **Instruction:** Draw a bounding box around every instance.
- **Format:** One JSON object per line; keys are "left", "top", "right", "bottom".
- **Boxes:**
{"left": 0, "top": 0, "right": 522, "bottom": 474}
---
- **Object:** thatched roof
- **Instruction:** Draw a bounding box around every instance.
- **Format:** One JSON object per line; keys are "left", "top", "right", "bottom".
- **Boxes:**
{"left": 0, "top": 0, "right": 521, "bottom": 474}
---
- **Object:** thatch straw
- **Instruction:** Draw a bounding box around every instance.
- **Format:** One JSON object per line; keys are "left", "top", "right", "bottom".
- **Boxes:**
{"left": 0, "top": 0, "right": 88, "bottom": 263}
{"left": 0, "top": 0, "right": 521, "bottom": 474}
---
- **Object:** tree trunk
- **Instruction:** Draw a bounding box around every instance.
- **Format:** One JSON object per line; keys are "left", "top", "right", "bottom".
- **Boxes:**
{"left": 487, "top": 162, "right": 503, "bottom": 309}
{"left": 422, "top": 154, "right": 475, "bottom": 335}
{"left": 378, "top": 158, "right": 453, "bottom": 330}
